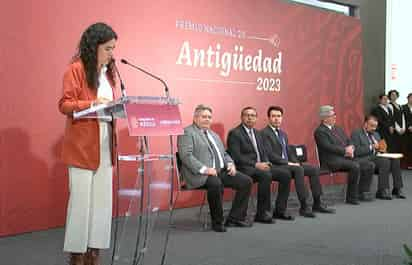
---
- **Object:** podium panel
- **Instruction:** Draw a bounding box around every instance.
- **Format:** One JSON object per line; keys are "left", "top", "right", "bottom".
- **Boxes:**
{"left": 73, "top": 96, "right": 182, "bottom": 265}
{"left": 113, "top": 155, "right": 173, "bottom": 265}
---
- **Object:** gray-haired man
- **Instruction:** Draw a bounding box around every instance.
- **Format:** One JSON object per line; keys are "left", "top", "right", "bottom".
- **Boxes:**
{"left": 177, "top": 105, "right": 253, "bottom": 232}
{"left": 314, "top": 105, "right": 362, "bottom": 205}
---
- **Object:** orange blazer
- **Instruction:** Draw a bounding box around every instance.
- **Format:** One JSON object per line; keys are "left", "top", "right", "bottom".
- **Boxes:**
{"left": 58, "top": 60, "right": 116, "bottom": 170}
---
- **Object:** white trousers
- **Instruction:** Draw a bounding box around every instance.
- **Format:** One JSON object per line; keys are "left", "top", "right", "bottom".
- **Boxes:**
{"left": 63, "top": 122, "right": 113, "bottom": 253}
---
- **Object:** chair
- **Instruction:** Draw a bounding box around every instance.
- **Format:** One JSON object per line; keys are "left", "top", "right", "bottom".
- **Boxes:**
{"left": 314, "top": 144, "right": 348, "bottom": 203}
{"left": 314, "top": 144, "right": 338, "bottom": 184}
{"left": 172, "top": 152, "right": 209, "bottom": 229}
{"left": 288, "top": 144, "right": 308, "bottom": 163}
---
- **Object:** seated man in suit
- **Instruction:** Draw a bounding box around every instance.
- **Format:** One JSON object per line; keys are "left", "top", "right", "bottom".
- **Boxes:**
{"left": 314, "top": 105, "right": 362, "bottom": 205}
{"left": 177, "top": 104, "right": 253, "bottom": 232}
{"left": 351, "top": 115, "right": 406, "bottom": 199}
{"left": 227, "top": 106, "right": 293, "bottom": 222}
{"left": 261, "top": 106, "right": 335, "bottom": 217}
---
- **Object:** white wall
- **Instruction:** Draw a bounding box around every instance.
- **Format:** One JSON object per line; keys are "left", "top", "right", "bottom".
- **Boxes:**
{"left": 386, "top": 0, "right": 412, "bottom": 104}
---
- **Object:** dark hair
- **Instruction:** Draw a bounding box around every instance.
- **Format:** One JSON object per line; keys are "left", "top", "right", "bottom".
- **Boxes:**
{"left": 267, "top": 106, "right": 284, "bottom": 117}
{"left": 378, "top": 93, "right": 388, "bottom": 100}
{"left": 364, "top": 114, "right": 378, "bottom": 123}
{"left": 387, "top": 89, "right": 400, "bottom": 98}
{"left": 241, "top": 106, "right": 257, "bottom": 116}
{"left": 407, "top": 93, "right": 412, "bottom": 100}
{"left": 73, "top": 22, "right": 118, "bottom": 89}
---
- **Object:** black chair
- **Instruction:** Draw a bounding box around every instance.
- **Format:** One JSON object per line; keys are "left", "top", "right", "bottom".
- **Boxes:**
{"left": 288, "top": 144, "right": 307, "bottom": 163}
{"left": 172, "top": 152, "right": 209, "bottom": 229}
{"left": 313, "top": 144, "right": 339, "bottom": 182}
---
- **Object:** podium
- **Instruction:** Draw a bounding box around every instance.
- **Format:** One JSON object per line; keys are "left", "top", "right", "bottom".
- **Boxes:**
{"left": 74, "top": 96, "right": 183, "bottom": 265}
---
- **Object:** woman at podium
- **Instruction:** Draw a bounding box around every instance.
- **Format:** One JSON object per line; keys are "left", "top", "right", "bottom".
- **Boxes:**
{"left": 58, "top": 22, "right": 117, "bottom": 265}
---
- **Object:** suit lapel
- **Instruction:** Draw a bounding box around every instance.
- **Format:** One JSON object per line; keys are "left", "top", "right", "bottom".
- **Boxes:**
{"left": 266, "top": 126, "right": 282, "bottom": 148}
{"left": 253, "top": 128, "right": 265, "bottom": 158}
{"left": 240, "top": 125, "right": 254, "bottom": 147}
{"left": 361, "top": 130, "right": 369, "bottom": 145}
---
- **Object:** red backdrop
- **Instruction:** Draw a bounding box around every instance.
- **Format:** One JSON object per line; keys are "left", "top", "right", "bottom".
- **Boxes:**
{"left": 0, "top": 0, "right": 363, "bottom": 236}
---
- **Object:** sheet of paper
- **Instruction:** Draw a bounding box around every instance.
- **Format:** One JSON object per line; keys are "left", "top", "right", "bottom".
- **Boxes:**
{"left": 376, "top": 153, "right": 403, "bottom": 159}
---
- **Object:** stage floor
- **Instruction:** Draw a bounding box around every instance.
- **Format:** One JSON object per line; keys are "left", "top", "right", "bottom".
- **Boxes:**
{"left": 1, "top": 171, "right": 412, "bottom": 265}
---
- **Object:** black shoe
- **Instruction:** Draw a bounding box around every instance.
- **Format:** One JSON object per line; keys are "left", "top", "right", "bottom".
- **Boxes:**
{"left": 254, "top": 215, "right": 275, "bottom": 224}
{"left": 359, "top": 192, "right": 374, "bottom": 202}
{"left": 392, "top": 188, "right": 406, "bottom": 199}
{"left": 273, "top": 212, "right": 295, "bottom": 221}
{"left": 312, "top": 204, "right": 336, "bottom": 214}
{"left": 376, "top": 189, "right": 392, "bottom": 200}
{"left": 211, "top": 223, "right": 227, "bottom": 232}
{"left": 299, "top": 208, "right": 316, "bottom": 218}
{"left": 346, "top": 199, "right": 360, "bottom": 205}
{"left": 225, "top": 218, "right": 253, "bottom": 228}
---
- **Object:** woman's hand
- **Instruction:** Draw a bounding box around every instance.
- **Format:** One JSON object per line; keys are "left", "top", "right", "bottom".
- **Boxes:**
{"left": 94, "top": 97, "right": 111, "bottom": 105}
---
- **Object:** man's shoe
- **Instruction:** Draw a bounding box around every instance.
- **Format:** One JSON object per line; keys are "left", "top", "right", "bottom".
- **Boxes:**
{"left": 225, "top": 218, "right": 253, "bottom": 227}
{"left": 211, "top": 223, "right": 227, "bottom": 232}
{"left": 346, "top": 199, "right": 360, "bottom": 205}
{"left": 254, "top": 215, "right": 275, "bottom": 224}
{"left": 312, "top": 204, "right": 336, "bottom": 214}
{"left": 376, "top": 189, "right": 392, "bottom": 200}
{"left": 299, "top": 208, "right": 316, "bottom": 218}
{"left": 392, "top": 188, "right": 406, "bottom": 199}
{"left": 273, "top": 212, "right": 295, "bottom": 221}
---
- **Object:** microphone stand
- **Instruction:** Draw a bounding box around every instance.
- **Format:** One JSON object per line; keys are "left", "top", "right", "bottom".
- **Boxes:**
{"left": 120, "top": 59, "right": 170, "bottom": 99}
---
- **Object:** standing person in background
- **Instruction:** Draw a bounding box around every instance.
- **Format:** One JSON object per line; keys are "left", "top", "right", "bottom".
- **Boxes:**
{"left": 371, "top": 94, "right": 396, "bottom": 152}
{"left": 388, "top": 90, "right": 406, "bottom": 153}
{"left": 58, "top": 22, "right": 118, "bottom": 265}
{"left": 402, "top": 93, "right": 412, "bottom": 168}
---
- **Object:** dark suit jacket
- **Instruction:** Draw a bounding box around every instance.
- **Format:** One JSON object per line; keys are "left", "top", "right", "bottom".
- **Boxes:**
{"left": 260, "top": 125, "right": 298, "bottom": 165}
{"left": 371, "top": 105, "right": 395, "bottom": 142}
{"left": 314, "top": 123, "right": 351, "bottom": 167}
{"left": 403, "top": 104, "right": 412, "bottom": 130}
{"left": 227, "top": 124, "right": 269, "bottom": 174}
{"left": 351, "top": 128, "right": 381, "bottom": 158}
{"left": 390, "top": 103, "right": 403, "bottom": 128}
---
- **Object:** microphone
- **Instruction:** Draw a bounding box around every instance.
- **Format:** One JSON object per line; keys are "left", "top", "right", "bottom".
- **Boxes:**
{"left": 112, "top": 59, "right": 127, "bottom": 98}
{"left": 120, "top": 58, "right": 170, "bottom": 98}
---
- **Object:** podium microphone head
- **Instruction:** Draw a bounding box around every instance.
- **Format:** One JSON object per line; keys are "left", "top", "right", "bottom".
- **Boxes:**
{"left": 120, "top": 59, "right": 128, "bottom": 64}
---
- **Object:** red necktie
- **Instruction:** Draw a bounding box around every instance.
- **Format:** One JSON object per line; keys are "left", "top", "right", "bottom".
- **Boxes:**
{"left": 331, "top": 127, "right": 346, "bottom": 146}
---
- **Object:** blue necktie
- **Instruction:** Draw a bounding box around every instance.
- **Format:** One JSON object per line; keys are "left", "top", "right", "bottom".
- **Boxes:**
{"left": 276, "top": 129, "right": 288, "bottom": 161}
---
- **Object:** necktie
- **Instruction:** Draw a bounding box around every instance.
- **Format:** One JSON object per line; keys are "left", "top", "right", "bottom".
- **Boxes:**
{"left": 204, "top": 130, "right": 222, "bottom": 170}
{"left": 388, "top": 106, "right": 393, "bottom": 116}
{"left": 247, "top": 129, "right": 261, "bottom": 162}
{"left": 276, "top": 129, "right": 288, "bottom": 161}
{"left": 367, "top": 132, "right": 376, "bottom": 155}
{"left": 331, "top": 127, "right": 346, "bottom": 147}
